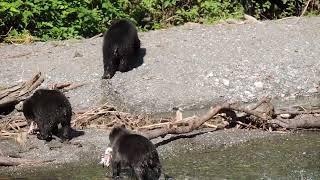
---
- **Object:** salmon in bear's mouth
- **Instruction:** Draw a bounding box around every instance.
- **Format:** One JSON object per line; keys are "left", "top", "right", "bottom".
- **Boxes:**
{"left": 99, "top": 147, "right": 112, "bottom": 167}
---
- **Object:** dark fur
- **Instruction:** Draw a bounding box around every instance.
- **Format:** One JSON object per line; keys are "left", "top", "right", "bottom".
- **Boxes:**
{"left": 102, "top": 19, "right": 141, "bottom": 79}
{"left": 23, "top": 89, "right": 72, "bottom": 141}
{"left": 109, "top": 125, "right": 161, "bottom": 180}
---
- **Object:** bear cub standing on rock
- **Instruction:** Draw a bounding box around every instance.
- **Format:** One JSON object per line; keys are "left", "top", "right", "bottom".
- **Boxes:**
{"left": 102, "top": 19, "right": 141, "bottom": 79}
{"left": 23, "top": 89, "right": 72, "bottom": 141}
{"left": 104, "top": 125, "right": 161, "bottom": 180}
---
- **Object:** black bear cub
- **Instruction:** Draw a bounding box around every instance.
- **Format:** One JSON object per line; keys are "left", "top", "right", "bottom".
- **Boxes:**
{"left": 102, "top": 19, "right": 141, "bottom": 79}
{"left": 23, "top": 89, "right": 72, "bottom": 141}
{"left": 108, "top": 125, "right": 161, "bottom": 180}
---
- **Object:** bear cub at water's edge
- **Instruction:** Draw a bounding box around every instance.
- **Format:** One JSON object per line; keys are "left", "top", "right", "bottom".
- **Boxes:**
{"left": 107, "top": 125, "right": 161, "bottom": 180}
{"left": 102, "top": 19, "right": 141, "bottom": 79}
{"left": 23, "top": 89, "right": 72, "bottom": 141}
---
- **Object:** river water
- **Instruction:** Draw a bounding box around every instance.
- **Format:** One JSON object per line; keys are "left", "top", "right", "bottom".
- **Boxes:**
{"left": 6, "top": 132, "right": 319, "bottom": 180}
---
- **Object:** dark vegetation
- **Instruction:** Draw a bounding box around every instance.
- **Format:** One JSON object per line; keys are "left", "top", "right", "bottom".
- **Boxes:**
{"left": 0, "top": 0, "right": 319, "bottom": 42}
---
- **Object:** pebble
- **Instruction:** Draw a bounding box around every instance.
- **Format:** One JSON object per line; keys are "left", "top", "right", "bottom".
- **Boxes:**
{"left": 307, "top": 87, "right": 318, "bottom": 93}
{"left": 206, "top": 72, "right": 214, "bottom": 78}
{"left": 254, "top": 81, "right": 264, "bottom": 89}
{"left": 280, "top": 113, "right": 293, "bottom": 119}
{"left": 223, "top": 79, "right": 230, "bottom": 86}
{"left": 74, "top": 50, "right": 83, "bottom": 58}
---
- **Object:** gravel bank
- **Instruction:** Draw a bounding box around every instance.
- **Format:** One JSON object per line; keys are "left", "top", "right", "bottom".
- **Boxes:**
{"left": 1, "top": 17, "right": 319, "bottom": 114}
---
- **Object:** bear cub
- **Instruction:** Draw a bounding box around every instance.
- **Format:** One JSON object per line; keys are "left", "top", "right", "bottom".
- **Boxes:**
{"left": 107, "top": 125, "right": 161, "bottom": 180}
{"left": 23, "top": 89, "right": 72, "bottom": 141}
{"left": 102, "top": 19, "right": 141, "bottom": 79}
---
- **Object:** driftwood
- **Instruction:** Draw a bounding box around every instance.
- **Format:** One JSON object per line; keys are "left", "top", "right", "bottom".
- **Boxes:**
{"left": 140, "top": 97, "right": 319, "bottom": 140}
{"left": 0, "top": 156, "right": 54, "bottom": 166}
{"left": 71, "top": 103, "right": 149, "bottom": 129}
{"left": 0, "top": 71, "right": 85, "bottom": 114}
{"left": 140, "top": 101, "right": 272, "bottom": 139}
{"left": 0, "top": 72, "right": 44, "bottom": 113}
{"left": 1, "top": 95, "right": 319, "bottom": 140}
{"left": 269, "top": 114, "right": 320, "bottom": 129}
{"left": 49, "top": 82, "right": 87, "bottom": 91}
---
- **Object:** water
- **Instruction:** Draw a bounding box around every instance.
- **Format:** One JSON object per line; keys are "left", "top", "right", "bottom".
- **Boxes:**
{"left": 5, "top": 132, "right": 320, "bottom": 180}
{"left": 163, "top": 132, "right": 320, "bottom": 180}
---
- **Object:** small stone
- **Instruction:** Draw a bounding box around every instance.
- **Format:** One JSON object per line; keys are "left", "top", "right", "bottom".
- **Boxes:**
{"left": 280, "top": 113, "right": 293, "bottom": 119}
{"left": 244, "top": 91, "right": 251, "bottom": 95}
{"left": 74, "top": 50, "right": 83, "bottom": 58}
{"left": 244, "top": 90, "right": 254, "bottom": 99}
{"left": 222, "top": 79, "right": 230, "bottom": 86}
{"left": 206, "top": 72, "right": 214, "bottom": 78}
{"left": 307, "top": 87, "right": 318, "bottom": 93}
{"left": 15, "top": 102, "right": 23, "bottom": 111}
{"left": 254, "top": 81, "right": 264, "bottom": 89}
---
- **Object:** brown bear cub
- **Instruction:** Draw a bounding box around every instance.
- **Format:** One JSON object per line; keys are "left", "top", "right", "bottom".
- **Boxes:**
{"left": 23, "top": 89, "right": 72, "bottom": 141}
{"left": 102, "top": 19, "right": 141, "bottom": 79}
{"left": 103, "top": 125, "right": 161, "bottom": 180}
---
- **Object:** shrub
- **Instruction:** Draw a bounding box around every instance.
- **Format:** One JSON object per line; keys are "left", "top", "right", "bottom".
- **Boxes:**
{"left": 239, "top": 0, "right": 319, "bottom": 19}
{"left": 0, "top": 0, "right": 318, "bottom": 42}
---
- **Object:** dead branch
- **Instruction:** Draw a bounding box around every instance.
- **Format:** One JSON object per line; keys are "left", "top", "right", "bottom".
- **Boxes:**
{"left": 49, "top": 83, "right": 71, "bottom": 90}
{"left": 90, "top": 33, "right": 103, "bottom": 40}
{"left": 1, "top": 91, "right": 319, "bottom": 140}
{"left": 296, "top": 0, "right": 313, "bottom": 23}
{"left": 276, "top": 109, "right": 320, "bottom": 116}
{"left": 269, "top": 115, "right": 320, "bottom": 129}
{"left": 0, "top": 72, "right": 44, "bottom": 113}
{"left": 142, "top": 104, "right": 226, "bottom": 139}
{"left": 63, "top": 83, "right": 86, "bottom": 91}
{"left": 71, "top": 103, "right": 117, "bottom": 127}
{"left": 300, "top": 0, "right": 312, "bottom": 17}
{"left": 70, "top": 103, "right": 147, "bottom": 129}
{"left": 140, "top": 97, "right": 311, "bottom": 139}
{"left": 0, "top": 156, "right": 54, "bottom": 166}
{"left": 249, "top": 96, "right": 270, "bottom": 110}
{"left": 49, "top": 82, "right": 86, "bottom": 91}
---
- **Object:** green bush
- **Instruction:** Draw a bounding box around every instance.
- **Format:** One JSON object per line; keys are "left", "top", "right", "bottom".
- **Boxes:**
{"left": 239, "top": 0, "right": 319, "bottom": 19}
{"left": 0, "top": 0, "right": 132, "bottom": 41}
{"left": 0, "top": 0, "right": 318, "bottom": 42}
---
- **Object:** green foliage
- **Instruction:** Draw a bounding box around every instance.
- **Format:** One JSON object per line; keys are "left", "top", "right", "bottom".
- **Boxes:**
{"left": 0, "top": 0, "right": 319, "bottom": 42}
{"left": 240, "top": 0, "right": 319, "bottom": 19}
{"left": 0, "top": 0, "right": 110, "bottom": 41}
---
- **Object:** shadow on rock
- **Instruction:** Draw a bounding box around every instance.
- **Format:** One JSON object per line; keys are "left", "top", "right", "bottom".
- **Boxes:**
{"left": 154, "top": 129, "right": 216, "bottom": 148}
{"left": 69, "top": 128, "right": 85, "bottom": 139}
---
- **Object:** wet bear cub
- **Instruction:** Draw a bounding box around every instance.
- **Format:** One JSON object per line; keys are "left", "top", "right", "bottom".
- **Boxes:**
{"left": 102, "top": 19, "right": 141, "bottom": 79}
{"left": 23, "top": 89, "right": 72, "bottom": 141}
{"left": 108, "top": 125, "right": 161, "bottom": 180}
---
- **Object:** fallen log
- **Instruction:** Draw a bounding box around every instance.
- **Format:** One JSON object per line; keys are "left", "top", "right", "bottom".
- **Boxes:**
{"left": 0, "top": 72, "right": 44, "bottom": 114}
{"left": 269, "top": 114, "right": 320, "bottom": 129}
{"left": 141, "top": 103, "right": 229, "bottom": 139}
{"left": 140, "top": 97, "right": 319, "bottom": 140}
